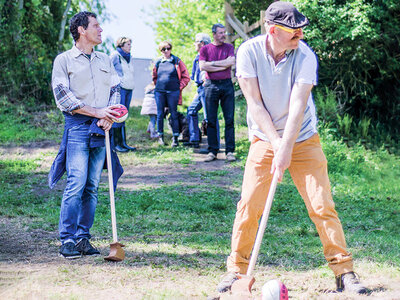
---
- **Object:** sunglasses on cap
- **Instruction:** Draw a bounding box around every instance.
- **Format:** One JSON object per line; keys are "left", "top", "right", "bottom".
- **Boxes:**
{"left": 161, "top": 47, "right": 171, "bottom": 52}
{"left": 274, "top": 24, "right": 302, "bottom": 34}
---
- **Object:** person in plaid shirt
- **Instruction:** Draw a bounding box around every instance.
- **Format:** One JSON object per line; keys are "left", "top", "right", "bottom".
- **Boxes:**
{"left": 50, "top": 11, "right": 121, "bottom": 259}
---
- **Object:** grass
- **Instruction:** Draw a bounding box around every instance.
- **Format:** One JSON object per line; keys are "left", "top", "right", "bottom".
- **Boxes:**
{"left": 0, "top": 96, "right": 63, "bottom": 144}
{"left": 0, "top": 99, "right": 399, "bottom": 299}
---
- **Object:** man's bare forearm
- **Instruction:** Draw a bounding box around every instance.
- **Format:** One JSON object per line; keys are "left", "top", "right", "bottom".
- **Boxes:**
{"left": 238, "top": 77, "right": 280, "bottom": 145}
{"left": 280, "top": 83, "right": 313, "bottom": 151}
{"left": 213, "top": 56, "right": 235, "bottom": 68}
{"left": 200, "top": 61, "right": 228, "bottom": 72}
{"left": 74, "top": 105, "right": 120, "bottom": 122}
{"left": 199, "top": 56, "right": 235, "bottom": 73}
{"left": 74, "top": 106, "right": 103, "bottom": 119}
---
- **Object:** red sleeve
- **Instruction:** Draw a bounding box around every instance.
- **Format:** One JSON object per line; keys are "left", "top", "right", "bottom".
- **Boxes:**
{"left": 152, "top": 65, "right": 157, "bottom": 85}
{"left": 178, "top": 60, "right": 190, "bottom": 90}
{"left": 199, "top": 45, "right": 208, "bottom": 61}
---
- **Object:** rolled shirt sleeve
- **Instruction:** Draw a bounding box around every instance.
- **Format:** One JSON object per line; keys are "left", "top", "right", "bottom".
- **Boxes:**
{"left": 52, "top": 55, "right": 85, "bottom": 113}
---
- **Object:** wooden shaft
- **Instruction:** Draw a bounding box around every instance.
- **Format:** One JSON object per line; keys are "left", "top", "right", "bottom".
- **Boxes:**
{"left": 105, "top": 130, "right": 118, "bottom": 243}
{"left": 246, "top": 172, "right": 279, "bottom": 277}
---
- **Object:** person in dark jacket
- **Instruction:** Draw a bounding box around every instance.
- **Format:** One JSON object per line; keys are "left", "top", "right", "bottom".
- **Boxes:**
{"left": 184, "top": 33, "right": 211, "bottom": 149}
{"left": 152, "top": 41, "right": 190, "bottom": 147}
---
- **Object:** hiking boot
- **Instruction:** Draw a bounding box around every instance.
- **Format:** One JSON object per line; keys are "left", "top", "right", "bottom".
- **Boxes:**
{"left": 217, "top": 272, "right": 239, "bottom": 293}
{"left": 336, "top": 272, "right": 368, "bottom": 294}
{"left": 204, "top": 152, "right": 217, "bottom": 162}
{"left": 226, "top": 152, "right": 236, "bottom": 162}
{"left": 150, "top": 131, "right": 159, "bottom": 139}
{"left": 158, "top": 136, "right": 166, "bottom": 146}
{"left": 171, "top": 136, "right": 179, "bottom": 147}
{"left": 76, "top": 238, "right": 100, "bottom": 256}
{"left": 59, "top": 242, "right": 81, "bottom": 259}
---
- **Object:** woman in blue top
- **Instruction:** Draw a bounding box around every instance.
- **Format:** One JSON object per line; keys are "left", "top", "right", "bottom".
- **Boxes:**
{"left": 152, "top": 41, "right": 190, "bottom": 147}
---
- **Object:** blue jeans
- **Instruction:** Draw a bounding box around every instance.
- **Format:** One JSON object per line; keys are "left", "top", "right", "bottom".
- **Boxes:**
{"left": 187, "top": 86, "right": 205, "bottom": 143}
{"left": 149, "top": 114, "right": 156, "bottom": 130}
{"left": 155, "top": 90, "right": 180, "bottom": 136}
{"left": 204, "top": 79, "right": 235, "bottom": 155}
{"left": 59, "top": 123, "right": 106, "bottom": 244}
{"left": 114, "top": 88, "right": 132, "bottom": 128}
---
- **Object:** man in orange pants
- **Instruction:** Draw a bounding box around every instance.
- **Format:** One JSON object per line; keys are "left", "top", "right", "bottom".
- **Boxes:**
{"left": 217, "top": 1, "right": 367, "bottom": 295}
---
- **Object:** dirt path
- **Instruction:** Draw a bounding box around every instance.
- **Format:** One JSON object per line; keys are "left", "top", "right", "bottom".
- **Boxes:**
{"left": 1, "top": 143, "right": 399, "bottom": 300}
{"left": 0, "top": 141, "right": 244, "bottom": 299}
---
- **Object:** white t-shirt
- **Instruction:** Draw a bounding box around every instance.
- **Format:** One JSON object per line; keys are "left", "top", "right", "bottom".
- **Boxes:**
{"left": 236, "top": 35, "right": 318, "bottom": 142}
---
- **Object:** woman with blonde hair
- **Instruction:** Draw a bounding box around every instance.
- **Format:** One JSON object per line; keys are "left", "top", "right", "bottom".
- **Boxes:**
{"left": 110, "top": 37, "right": 136, "bottom": 152}
{"left": 152, "top": 41, "right": 190, "bottom": 147}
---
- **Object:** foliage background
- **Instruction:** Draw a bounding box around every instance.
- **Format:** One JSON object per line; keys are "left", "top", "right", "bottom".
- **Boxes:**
{"left": 230, "top": 0, "right": 400, "bottom": 139}
{"left": 1, "top": 0, "right": 399, "bottom": 150}
{"left": 153, "top": 0, "right": 400, "bottom": 149}
{"left": 152, "top": 0, "right": 224, "bottom": 70}
{"left": 0, "top": 0, "right": 108, "bottom": 105}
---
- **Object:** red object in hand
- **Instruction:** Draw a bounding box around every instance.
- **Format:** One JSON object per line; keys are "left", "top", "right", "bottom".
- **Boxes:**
{"left": 111, "top": 104, "right": 128, "bottom": 123}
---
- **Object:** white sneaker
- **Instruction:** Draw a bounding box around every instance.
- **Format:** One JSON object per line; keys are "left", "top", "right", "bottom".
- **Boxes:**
{"left": 226, "top": 152, "right": 236, "bottom": 162}
{"left": 204, "top": 152, "right": 217, "bottom": 162}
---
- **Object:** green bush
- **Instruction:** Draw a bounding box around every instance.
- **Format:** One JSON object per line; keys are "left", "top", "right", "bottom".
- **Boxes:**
{"left": 231, "top": 0, "right": 400, "bottom": 138}
{"left": 0, "top": 0, "right": 108, "bottom": 104}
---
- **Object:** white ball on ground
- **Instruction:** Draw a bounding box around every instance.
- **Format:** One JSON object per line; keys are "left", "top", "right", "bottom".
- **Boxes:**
{"left": 262, "top": 279, "right": 288, "bottom": 300}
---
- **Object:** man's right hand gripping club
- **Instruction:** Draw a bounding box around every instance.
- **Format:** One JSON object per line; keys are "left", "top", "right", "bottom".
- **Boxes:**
{"left": 270, "top": 138, "right": 293, "bottom": 183}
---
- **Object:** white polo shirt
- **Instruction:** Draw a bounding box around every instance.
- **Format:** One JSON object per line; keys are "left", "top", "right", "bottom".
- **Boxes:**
{"left": 236, "top": 35, "right": 318, "bottom": 142}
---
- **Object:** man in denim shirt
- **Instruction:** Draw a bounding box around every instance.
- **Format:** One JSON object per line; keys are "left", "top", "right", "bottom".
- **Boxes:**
{"left": 51, "top": 11, "right": 121, "bottom": 259}
{"left": 184, "top": 33, "right": 210, "bottom": 149}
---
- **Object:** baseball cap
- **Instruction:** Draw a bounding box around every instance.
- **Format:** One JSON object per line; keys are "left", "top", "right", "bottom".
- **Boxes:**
{"left": 265, "top": 1, "right": 309, "bottom": 29}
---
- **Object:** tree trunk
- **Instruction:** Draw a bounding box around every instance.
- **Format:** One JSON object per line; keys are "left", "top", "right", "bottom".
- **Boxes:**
{"left": 58, "top": 0, "right": 72, "bottom": 51}
{"left": 14, "top": 0, "right": 24, "bottom": 41}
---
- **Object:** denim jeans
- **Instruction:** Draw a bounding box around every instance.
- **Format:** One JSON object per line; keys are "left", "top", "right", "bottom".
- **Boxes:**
{"left": 59, "top": 123, "right": 106, "bottom": 244}
{"left": 204, "top": 79, "right": 235, "bottom": 154}
{"left": 155, "top": 90, "right": 180, "bottom": 136}
{"left": 149, "top": 114, "right": 156, "bottom": 131}
{"left": 114, "top": 87, "right": 132, "bottom": 128}
{"left": 187, "top": 86, "right": 205, "bottom": 143}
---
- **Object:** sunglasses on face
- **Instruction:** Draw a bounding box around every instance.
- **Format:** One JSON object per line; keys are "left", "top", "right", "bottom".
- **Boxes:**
{"left": 161, "top": 47, "right": 171, "bottom": 52}
{"left": 275, "top": 24, "right": 302, "bottom": 34}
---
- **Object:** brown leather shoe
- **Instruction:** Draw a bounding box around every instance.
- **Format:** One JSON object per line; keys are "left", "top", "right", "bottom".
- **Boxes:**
{"left": 336, "top": 272, "right": 368, "bottom": 294}
{"left": 217, "top": 272, "right": 238, "bottom": 293}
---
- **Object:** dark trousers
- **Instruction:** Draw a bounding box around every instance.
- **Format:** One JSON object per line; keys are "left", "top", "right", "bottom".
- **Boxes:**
{"left": 155, "top": 90, "right": 180, "bottom": 136}
{"left": 114, "top": 87, "right": 132, "bottom": 128}
{"left": 204, "top": 79, "right": 235, "bottom": 155}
